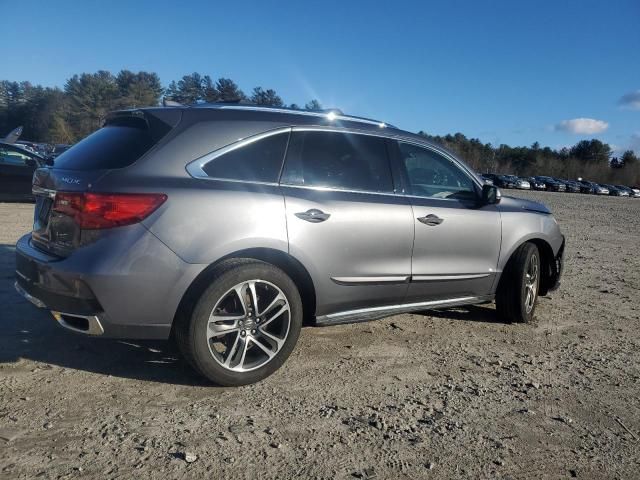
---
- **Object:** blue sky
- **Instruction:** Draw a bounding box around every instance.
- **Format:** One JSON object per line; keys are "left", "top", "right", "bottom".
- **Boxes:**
{"left": 4, "top": 0, "right": 639, "bottom": 153}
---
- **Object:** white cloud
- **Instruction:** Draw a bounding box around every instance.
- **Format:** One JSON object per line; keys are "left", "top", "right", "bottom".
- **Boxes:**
{"left": 618, "top": 90, "right": 640, "bottom": 110}
{"left": 555, "top": 118, "right": 609, "bottom": 134}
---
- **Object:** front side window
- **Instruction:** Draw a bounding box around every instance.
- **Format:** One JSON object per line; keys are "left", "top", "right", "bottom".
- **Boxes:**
{"left": 202, "top": 131, "right": 289, "bottom": 183}
{"left": 281, "top": 131, "right": 393, "bottom": 193}
{"left": 396, "top": 142, "right": 477, "bottom": 200}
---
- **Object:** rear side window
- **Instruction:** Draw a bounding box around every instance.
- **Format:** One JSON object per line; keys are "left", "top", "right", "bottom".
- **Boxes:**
{"left": 53, "top": 116, "right": 170, "bottom": 170}
{"left": 202, "top": 131, "right": 289, "bottom": 183}
{"left": 281, "top": 131, "right": 393, "bottom": 193}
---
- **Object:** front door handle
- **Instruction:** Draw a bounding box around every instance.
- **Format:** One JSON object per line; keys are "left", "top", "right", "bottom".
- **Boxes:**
{"left": 417, "top": 214, "right": 444, "bottom": 226}
{"left": 295, "top": 209, "right": 331, "bottom": 223}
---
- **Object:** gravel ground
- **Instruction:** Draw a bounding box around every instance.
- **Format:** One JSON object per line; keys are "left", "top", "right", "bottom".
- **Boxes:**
{"left": 1, "top": 191, "right": 639, "bottom": 479}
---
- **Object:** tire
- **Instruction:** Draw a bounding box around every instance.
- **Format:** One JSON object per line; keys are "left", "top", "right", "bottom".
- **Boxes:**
{"left": 496, "top": 242, "right": 540, "bottom": 323}
{"left": 175, "top": 259, "right": 303, "bottom": 386}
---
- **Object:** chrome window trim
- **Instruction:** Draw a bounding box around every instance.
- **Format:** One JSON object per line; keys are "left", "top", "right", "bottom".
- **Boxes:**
{"left": 186, "top": 125, "right": 482, "bottom": 200}
{"left": 185, "top": 127, "right": 292, "bottom": 180}
{"left": 289, "top": 127, "right": 484, "bottom": 195}
{"left": 279, "top": 182, "right": 400, "bottom": 198}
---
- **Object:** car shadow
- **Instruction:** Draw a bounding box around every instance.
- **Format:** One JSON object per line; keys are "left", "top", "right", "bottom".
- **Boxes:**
{"left": 410, "top": 304, "right": 510, "bottom": 324}
{"left": 1, "top": 242, "right": 509, "bottom": 385}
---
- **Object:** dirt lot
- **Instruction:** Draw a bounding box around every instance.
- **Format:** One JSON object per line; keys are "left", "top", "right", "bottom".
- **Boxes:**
{"left": 1, "top": 191, "right": 639, "bottom": 479}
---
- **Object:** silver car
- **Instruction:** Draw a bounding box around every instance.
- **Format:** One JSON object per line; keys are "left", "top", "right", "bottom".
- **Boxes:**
{"left": 15, "top": 105, "right": 564, "bottom": 386}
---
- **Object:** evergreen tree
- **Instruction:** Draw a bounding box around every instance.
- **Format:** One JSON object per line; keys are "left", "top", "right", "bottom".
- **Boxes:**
{"left": 304, "top": 99, "right": 322, "bottom": 111}
{"left": 250, "top": 87, "right": 283, "bottom": 106}
{"left": 216, "top": 78, "right": 245, "bottom": 102}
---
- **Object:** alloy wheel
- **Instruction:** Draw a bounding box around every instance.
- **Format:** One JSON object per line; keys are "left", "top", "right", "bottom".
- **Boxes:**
{"left": 206, "top": 280, "right": 290, "bottom": 372}
{"left": 524, "top": 254, "right": 539, "bottom": 314}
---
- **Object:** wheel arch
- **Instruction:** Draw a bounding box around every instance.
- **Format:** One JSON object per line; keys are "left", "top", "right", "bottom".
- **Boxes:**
{"left": 172, "top": 248, "right": 317, "bottom": 334}
{"left": 496, "top": 237, "right": 556, "bottom": 296}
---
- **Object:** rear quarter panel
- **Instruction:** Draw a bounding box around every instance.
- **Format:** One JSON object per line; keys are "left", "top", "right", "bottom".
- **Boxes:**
{"left": 141, "top": 181, "right": 288, "bottom": 264}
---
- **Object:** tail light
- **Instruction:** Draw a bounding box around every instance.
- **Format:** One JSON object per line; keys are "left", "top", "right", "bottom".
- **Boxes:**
{"left": 53, "top": 192, "right": 167, "bottom": 229}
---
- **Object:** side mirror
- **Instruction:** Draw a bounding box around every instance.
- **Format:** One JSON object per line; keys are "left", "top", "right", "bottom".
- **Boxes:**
{"left": 481, "top": 184, "right": 501, "bottom": 205}
{"left": 25, "top": 158, "right": 37, "bottom": 168}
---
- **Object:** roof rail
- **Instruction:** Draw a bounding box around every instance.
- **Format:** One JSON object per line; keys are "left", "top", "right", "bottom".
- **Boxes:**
{"left": 192, "top": 103, "right": 394, "bottom": 128}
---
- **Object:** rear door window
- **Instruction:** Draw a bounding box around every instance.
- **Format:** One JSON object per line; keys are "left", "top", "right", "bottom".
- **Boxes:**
{"left": 202, "top": 131, "right": 289, "bottom": 183}
{"left": 281, "top": 130, "right": 393, "bottom": 193}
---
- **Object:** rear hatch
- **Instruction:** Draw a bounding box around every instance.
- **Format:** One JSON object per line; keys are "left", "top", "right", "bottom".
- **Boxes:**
{"left": 31, "top": 109, "right": 180, "bottom": 257}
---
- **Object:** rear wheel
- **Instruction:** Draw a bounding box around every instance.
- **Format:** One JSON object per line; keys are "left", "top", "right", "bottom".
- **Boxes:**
{"left": 496, "top": 242, "right": 540, "bottom": 323}
{"left": 176, "top": 259, "right": 303, "bottom": 386}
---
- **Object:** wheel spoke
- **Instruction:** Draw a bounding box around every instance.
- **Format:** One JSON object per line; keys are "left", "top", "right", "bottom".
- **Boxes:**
{"left": 207, "top": 315, "right": 243, "bottom": 339}
{"left": 251, "top": 336, "right": 277, "bottom": 359}
{"left": 261, "top": 303, "right": 289, "bottom": 328}
{"left": 233, "top": 285, "right": 249, "bottom": 316}
{"left": 222, "top": 332, "right": 242, "bottom": 368}
{"left": 257, "top": 328, "right": 285, "bottom": 349}
{"left": 237, "top": 336, "right": 250, "bottom": 369}
{"left": 259, "top": 292, "right": 286, "bottom": 317}
{"left": 248, "top": 281, "right": 259, "bottom": 314}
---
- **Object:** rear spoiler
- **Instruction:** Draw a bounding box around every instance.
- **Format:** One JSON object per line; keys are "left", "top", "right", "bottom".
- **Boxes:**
{"left": 104, "top": 108, "right": 183, "bottom": 143}
{"left": 105, "top": 108, "right": 182, "bottom": 130}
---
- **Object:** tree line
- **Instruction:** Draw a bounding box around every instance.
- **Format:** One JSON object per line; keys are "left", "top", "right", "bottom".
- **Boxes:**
{"left": 1, "top": 70, "right": 638, "bottom": 185}
{"left": 419, "top": 132, "right": 639, "bottom": 186}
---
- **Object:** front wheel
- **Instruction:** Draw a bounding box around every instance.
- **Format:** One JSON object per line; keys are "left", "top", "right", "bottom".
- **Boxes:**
{"left": 496, "top": 243, "right": 540, "bottom": 323}
{"left": 175, "top": 259, "right": 303, "bottom": 386}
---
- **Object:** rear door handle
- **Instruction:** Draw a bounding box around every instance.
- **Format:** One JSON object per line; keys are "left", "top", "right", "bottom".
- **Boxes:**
{"left": 417, "top": 214, "right": 444, "bottom": 226}
{"left": 295, "top": 209, "right": 330, "bottom": 223}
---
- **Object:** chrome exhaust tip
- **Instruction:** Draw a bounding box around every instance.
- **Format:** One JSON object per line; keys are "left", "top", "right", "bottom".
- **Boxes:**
{"left": 51, "top": 311, "right": 104, "bottom": 336}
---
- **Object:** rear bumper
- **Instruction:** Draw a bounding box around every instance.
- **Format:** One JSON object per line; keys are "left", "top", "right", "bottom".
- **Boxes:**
{"left": 14, "top": 229, "right": 204, "bottom": 339}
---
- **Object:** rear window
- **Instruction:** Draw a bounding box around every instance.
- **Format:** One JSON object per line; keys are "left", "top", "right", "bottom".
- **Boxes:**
{"left": 53, "top": 116, "right": 170, "bottom": 170}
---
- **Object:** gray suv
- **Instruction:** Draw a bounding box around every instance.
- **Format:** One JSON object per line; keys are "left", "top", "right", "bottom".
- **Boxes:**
{"left": 15, "top": 104, "right": 564, "bottom": 386}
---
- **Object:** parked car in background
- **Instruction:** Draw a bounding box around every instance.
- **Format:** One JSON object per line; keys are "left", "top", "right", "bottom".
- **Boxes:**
{"left": 480, "top": 174, "right": 494, "bottom": 185}
{"left": 0, "top": 142, "right": 48, "bottom": 201}
{"left": 604, "top": 185, "right": 629, "bottom": 197}
{"left": 14, "top": 104, "right": 564, "bottom": 386}
{"left": 629, "top": 187, "right": 640, "bottom": 198}
{"left": 614, "top": 185, "right": 638, "bottom": 198}
{"left": 502, "top": 175, "right": 530, "bottom": 189}
{"left": 481, "top": 173, "right": 516, "bottom": 188}
{"left": 560, "top": 180, "right": 581, "bottom": 193}
{"left": 534, "top": 176, "right": 566, "bottom": 192}
{"left": 592, "top": 184, "right": 609, "bottom": 195}
{"left": 524, "top": 177, "right": 546, "bottom": 190}
{"left": 576, "top": 180, "right": 596, "bottom": 194}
